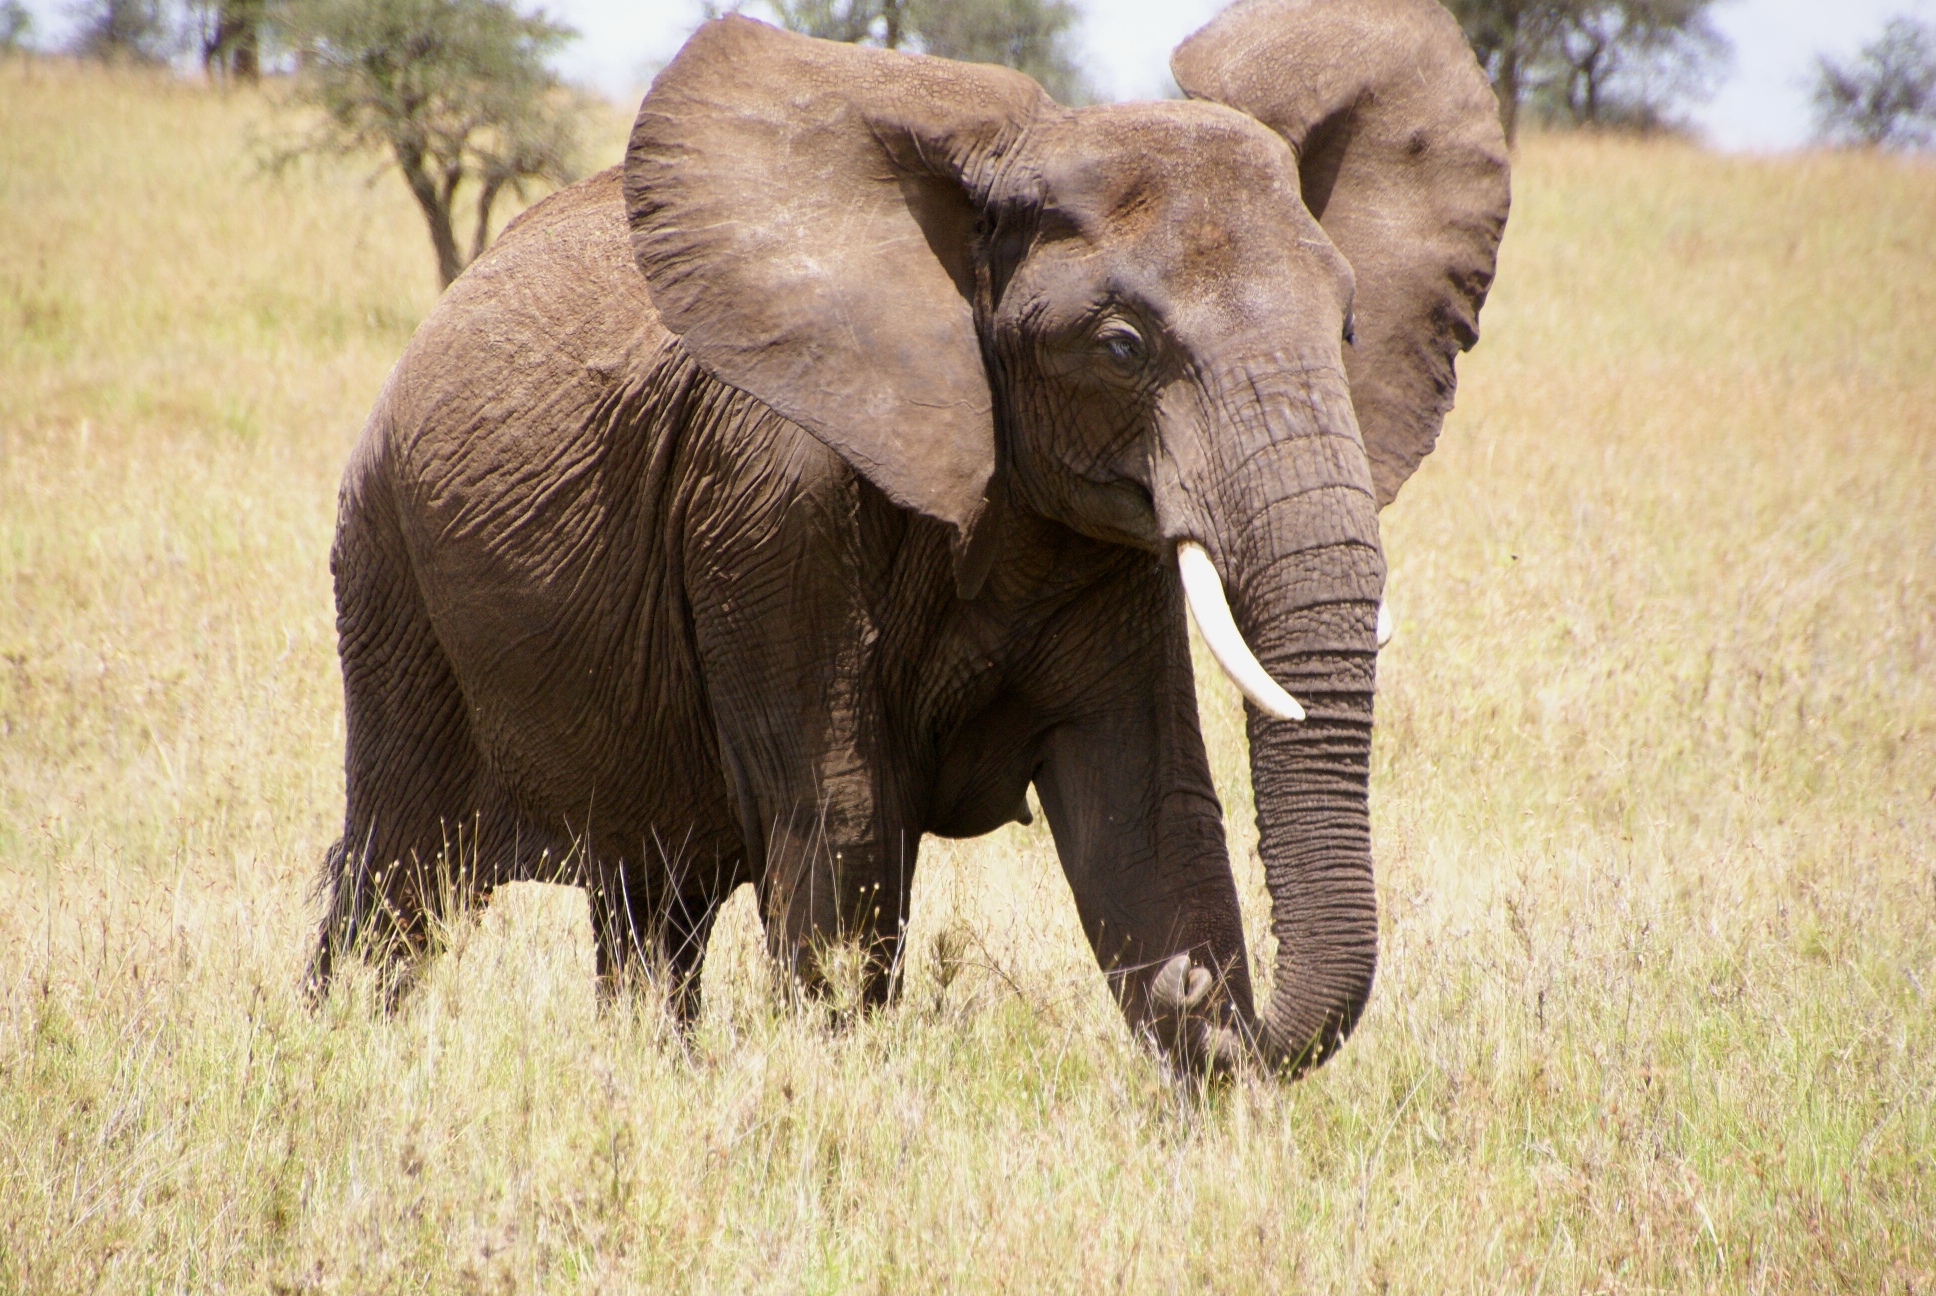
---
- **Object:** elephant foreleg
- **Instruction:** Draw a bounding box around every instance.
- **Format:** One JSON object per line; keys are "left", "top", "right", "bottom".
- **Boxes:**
{"left": 684, "top": 421, "right": 914, "bottom": 1008}
{"left": 754, "top": 812, "right": 918, "bottom": 1006}
{"left": 1030, "top": 574, "right": 1256, "bottom": 1073}
{"left": 314, "top": 455, "right": 496, "bottom": 1003}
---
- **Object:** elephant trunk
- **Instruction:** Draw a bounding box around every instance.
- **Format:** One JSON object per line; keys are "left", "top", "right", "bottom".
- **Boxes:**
{"left": 1163, "top": 366, "right": 1383, "bottom": 1076}
{"left": 1244, "top": 652, "right": 1377, "bottom": 1073}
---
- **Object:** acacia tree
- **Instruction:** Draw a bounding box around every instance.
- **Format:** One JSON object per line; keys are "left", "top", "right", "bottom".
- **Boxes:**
{"left": 1446, "top": 0, "right": 1564, "bottom": 141}
{"left": 196, "top": 0, "right": 264, "bottom": 79}
{"left": 1813, "top": 16, "right": 1936, "bottom": 149}
{"left": 275, "top": 0, "right": 585, "bottom": 288}
{"left": 913, "top": 0, "right": 1086, "bottom": 103}
{"left": 69, "top": 0, "right": 174, "bottom": 62}
{"left": 1449, "top": 0, "right": 1727, "bottom": 140}
{"left": 750, "top": 0, "right": 905, "bottom": 44}
{"left": 1543, "top": 0, "right": 1727, "bottom": 129}
{"left": 2, "top": 0, "right": 34, "bottom": 52}
{"left": 715, "top": 0, "right": 1089, "bottom": 103}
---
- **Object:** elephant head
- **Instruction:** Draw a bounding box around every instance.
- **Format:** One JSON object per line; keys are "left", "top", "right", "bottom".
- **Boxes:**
{"left": 625, "top": 0, "right": 1508, "bottom": 1074}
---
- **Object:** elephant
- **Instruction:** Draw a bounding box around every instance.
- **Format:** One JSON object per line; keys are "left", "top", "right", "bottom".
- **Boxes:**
{"left": 311, "top": 0, "right": 1509, "bottom": 1077}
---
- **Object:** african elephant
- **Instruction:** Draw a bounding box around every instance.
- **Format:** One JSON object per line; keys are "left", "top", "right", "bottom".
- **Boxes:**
{"left": 313, "top": 0, "right": 1508, "bottom": 1077}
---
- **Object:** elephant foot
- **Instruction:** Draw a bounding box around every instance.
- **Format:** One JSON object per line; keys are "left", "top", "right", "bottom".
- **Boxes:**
{"left": 1149, "top": 952, "right": 1250, "bottom": 1080}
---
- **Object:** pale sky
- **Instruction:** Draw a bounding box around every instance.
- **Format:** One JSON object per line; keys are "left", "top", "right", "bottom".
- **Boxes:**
{"left": 21, "top": 0, "right": 1936, "bottom": 150}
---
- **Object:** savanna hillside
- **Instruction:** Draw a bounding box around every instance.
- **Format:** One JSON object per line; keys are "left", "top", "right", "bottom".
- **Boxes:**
{"left": 2, "top": 57, "right": 1932, "bottom": 1293}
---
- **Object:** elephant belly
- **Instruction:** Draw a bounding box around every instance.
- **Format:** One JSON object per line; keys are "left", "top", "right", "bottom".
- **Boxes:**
{"left": 928, "top": 691, "right": 1045, "bottom": 839}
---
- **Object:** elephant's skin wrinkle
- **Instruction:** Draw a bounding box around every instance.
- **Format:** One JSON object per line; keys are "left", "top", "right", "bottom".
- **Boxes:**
{"left": 320, "top": 2, "right": 1507, "bottom": 1078}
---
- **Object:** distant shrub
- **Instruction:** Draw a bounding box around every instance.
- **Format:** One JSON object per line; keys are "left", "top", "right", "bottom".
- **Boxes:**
{"left": 2, "top": 0, "right": 33, "bottom": 53}
{"left": 1448, "top": 0, "right": 1731, "bottom": 142}
{"left": 715, "top": 0, "right": 1092, "bottom": 104}
{"left": 68, "top": 0, "right": 176, "bottom": 63}
{"left": 271, "top": 0, "right": 588, "bottom": 289}
{"left": 1812, "top": 15, "right": 1936, "bottom": 149}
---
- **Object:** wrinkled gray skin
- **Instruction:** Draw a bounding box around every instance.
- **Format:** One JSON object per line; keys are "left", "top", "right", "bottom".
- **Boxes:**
{"left": 315, "top": 0, "right": 1508, "bottom": 1076}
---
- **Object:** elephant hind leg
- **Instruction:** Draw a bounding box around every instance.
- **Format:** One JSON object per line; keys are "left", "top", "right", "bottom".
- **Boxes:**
{"left": 308, "top": 814, "right": 491, "bottom": 1006}
{"left": 312, "top": 469, "right": 492, "bottom": 1005}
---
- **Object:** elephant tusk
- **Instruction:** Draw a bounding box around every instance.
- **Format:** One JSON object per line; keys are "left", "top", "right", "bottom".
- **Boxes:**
{"left": 1376, "top": 601, "right": 1393, "bottom": 649}
{"left": 1177, "top": 541, "right": 1306, "bottom": 723}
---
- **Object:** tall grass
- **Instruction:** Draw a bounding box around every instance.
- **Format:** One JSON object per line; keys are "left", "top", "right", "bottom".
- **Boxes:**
{"left": 2, "top": 59, "right": 1932, "bottom": 1292}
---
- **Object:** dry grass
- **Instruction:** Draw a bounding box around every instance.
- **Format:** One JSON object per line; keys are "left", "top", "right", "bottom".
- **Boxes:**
{"left": 3, "top": 58, "right": 1933, "bottom": 1293}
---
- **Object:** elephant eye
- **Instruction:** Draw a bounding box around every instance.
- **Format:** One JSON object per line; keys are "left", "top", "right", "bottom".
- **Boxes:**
{"left": 1343, "top": 310, "right": 1356, "bottom": 347}
{"left": 1098, "top": 324, "right": 1147, "bottom": 369}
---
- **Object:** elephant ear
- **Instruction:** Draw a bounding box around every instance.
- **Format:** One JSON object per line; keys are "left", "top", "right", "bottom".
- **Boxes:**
{"left": 625, "top": 16, "right": 1052, "bottom": 593}
{"left": 1172, "top": 0, "right": 1510, "bottom": 508}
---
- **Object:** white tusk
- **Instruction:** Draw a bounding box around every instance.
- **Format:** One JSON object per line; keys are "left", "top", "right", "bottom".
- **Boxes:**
{"left": 1376, "top": 601, "right": 1394, "bottom": 649}
{"left": 1176, "top": 541, "right": 1306, "bottom": 723}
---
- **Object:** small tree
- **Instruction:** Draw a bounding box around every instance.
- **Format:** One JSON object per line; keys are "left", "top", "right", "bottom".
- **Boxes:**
{"left": 275, "top": 0, "right": 586, "bottom": 288}
{"left": 1540, "top": 0, "right": 1728, "bottom": 130}
{"left": 2, "top": 0, "right": 34, "bottom": 53}
{"left": 68, "top": 0, "right": 175, "bottom": 62}
{"left": 913, "top": 0, "right": 1087, "bottom": 104}
{"left": 1447, "top": 0, "right": 1564, "bottom": 142}
{"left": 1812, "top": 15, "right": 1936, "bottom": 149}
{"left": 1449, "top": 0, "right": 1728, "bottom": 140}
{"left": 752, "top": 0, "right": 905, "bottom": 45}
{"left": 197, "top": 0, "right": 264, "bottom": 79}
{"left": 716, "top": 0, "right": 1089, "bottom": 103}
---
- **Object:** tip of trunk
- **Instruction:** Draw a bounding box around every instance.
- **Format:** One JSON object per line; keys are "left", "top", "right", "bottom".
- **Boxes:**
{"left": 1246, "top": 696, "right": 1378, "bottom": 1082}
{"left": 1262, "top": 952, "right": 1375, "bottom": 1078}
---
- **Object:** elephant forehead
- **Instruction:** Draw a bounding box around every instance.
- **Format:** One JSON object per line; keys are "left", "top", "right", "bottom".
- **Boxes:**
{"left": 1029, "top": 103, "right": 1345, "bottom": 310}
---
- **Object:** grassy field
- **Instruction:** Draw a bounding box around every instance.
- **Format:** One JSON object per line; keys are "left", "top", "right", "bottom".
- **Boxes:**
{"left": 2, "top": 57, "right": 1933, "bottom": 1293}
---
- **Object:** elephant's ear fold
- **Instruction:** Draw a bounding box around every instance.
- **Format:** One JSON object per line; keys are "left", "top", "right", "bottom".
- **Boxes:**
{"left": 626, "top": 16, "right": 1050, "bottom": 593}
{"left": 1172, "top": 0, "right": 1510, "bottom": 509}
